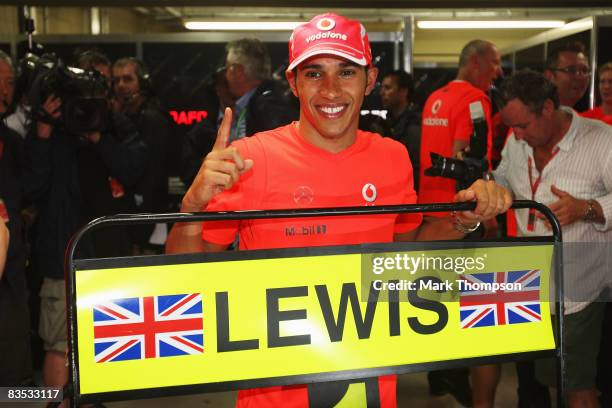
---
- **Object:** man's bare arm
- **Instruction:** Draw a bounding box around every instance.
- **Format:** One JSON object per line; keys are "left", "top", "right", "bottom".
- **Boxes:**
{"left": 394, "top": 216, "right": 465, "bottom": 242}
{"left": 166, "top": 220, "right": 229, "bottom": 254}
{"left": 165, "top": 108, "right": 252, "bottom": 255}
{"left": 394, "top": 179, "right": 512, "bottom": 243}
{"left": 452, "top": 139, "right": 469, "bottom": 156}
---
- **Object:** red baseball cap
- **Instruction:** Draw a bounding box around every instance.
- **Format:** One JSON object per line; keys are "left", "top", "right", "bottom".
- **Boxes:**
{"left": 287, "top": 13, "right": 372, "bottom": 71}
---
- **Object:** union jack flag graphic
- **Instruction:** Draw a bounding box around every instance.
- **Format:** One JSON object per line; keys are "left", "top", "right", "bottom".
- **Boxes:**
{"left": 459, "top": 270, "right": 541, "bottom": 329}
{"left": 93, "top": 293, "right": 204, "bottom": 363}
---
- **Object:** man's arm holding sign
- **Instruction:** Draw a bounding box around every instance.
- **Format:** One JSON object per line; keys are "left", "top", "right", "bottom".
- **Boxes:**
{"left": 166, "top": 108, "right": 252, "bottom": 254}
{"left": 397, "top": 180, "right": 512, "bottom": 242}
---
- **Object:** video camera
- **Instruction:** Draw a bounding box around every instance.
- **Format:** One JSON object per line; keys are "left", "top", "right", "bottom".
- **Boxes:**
{"left": 24, "top": 53, "right": 110, "bottom": 134}
{"left": 425, "top": 101, "right": 489, "bottom": 191}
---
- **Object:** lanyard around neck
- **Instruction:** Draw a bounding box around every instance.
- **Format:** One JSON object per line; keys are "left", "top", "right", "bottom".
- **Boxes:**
{"left": 525, "top": 146, "right": 560, "bottom": 232}
{"left": 527, "top": 147, "right": 560, "bottom": 199}
{"left": 232, "top": 107, "right": 248, "bottom": 140}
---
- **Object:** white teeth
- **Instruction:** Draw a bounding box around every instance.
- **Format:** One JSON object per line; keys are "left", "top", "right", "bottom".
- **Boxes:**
{"left": 320, "top": 106, "right": 345, "bottom": 114}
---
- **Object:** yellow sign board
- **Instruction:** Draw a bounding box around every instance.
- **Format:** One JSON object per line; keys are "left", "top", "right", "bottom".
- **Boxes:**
{"left": 74, "top": 243, "right": 555, "bottom": 397}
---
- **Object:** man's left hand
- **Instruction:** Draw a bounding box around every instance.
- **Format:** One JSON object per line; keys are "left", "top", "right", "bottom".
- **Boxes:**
{"left": 454, "top": 179, "right": 513, "bottom": 225}
{"left": 546, "top": 184, "right": 586, "bottom": 226}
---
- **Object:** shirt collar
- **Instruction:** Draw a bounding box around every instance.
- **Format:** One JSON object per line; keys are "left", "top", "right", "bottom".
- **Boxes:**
{"left": 516, "top": 106, "right": 580, "bottom": 154}
{"left": 235, "top": 87, "right": 257, "bottom": 111}
{"left": 555, "top": 106, "right": 579, "bottom": 152}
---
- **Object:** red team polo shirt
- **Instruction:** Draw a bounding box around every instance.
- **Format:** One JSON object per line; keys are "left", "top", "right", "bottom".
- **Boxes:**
{"left": 418, "top": 80, "right": 493, "bottom": 212}
{"left": 202, "top": 123, "right": 422, "bottom": 407}
{"left": 581, "top": 106, "right": 612, "bottom": 125}
{"left": 203, "top": 123, "right": 422, "bottom": 250}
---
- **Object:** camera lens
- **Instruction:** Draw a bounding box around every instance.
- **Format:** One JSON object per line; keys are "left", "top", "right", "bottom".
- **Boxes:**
{"left": 426, "top": 152, "right": 467, "bottom": 179}
{"left": 64, "top": 97, "right": 108, "bottom": 133}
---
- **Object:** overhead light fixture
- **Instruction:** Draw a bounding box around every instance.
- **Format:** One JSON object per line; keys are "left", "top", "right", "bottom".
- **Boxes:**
{"left": 417, "top": 20, "right": 566, "bottom": 29}
{"left": 184, "top": 21, "right": 303, "bottom": 31}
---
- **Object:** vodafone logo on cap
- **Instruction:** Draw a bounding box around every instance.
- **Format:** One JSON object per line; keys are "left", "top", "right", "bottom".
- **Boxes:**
{"left": 305, "top": 31, "right": 348, "bottom": 43}
{"left": 305, "top": 16, "right": 348, "bottom": 44}
{"left": 316, "top": 17, "right": 336, "bottom": 31}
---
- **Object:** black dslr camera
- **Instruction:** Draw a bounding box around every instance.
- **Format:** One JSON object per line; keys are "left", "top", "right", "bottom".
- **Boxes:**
{"left": 425, "top": 101, "right": 489, "bottom": 191}
{"left": 25, "top": 53, "right": 109, "bottom": 134}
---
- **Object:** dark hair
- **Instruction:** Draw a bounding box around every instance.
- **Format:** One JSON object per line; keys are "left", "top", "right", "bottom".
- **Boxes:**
{"left": 226, "top": 38, "right": 271, "bottom": 81}
{"left": 382, "top": 70, "right": 415, "bottom": 101}
{"left": 546, "top": 41, "right": 587, "bottom": 70}
{"left": 113, "top": 57, "right": 149, "bottom": 79}
{"left": 76, "top": 49, "right": 111, "bottom": 70}
{"left": 500, "top": 69, "right": 559, "bottom": 114}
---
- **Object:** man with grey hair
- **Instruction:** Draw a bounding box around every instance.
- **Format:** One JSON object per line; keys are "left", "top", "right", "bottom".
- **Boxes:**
{"left": 419, "top": 39, "right": 502, "bottom": 206}
{"left": 419, "top": 39, "right": 502, "bottom": 407}
{"left": 223, "top": 38, "right": 297, "bottom": 143}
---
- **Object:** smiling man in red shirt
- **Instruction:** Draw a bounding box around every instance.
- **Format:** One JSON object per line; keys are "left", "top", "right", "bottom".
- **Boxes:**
{"left": 167, "top": 13, "right": 511, "bottom": 408}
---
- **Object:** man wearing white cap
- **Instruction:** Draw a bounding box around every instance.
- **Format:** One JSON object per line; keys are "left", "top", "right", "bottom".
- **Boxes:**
{"left": 167, "top": 13, "right": 512, "bottom": 408}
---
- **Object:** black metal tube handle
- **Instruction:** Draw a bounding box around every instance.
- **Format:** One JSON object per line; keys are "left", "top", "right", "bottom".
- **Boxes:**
{"left": 66, "top": 199, "right": 561, "bottom": 257}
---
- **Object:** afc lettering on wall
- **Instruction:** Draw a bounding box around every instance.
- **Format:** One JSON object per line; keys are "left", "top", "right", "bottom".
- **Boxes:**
{"left": 169, "top": 110, "right": 209, "bottom": 125}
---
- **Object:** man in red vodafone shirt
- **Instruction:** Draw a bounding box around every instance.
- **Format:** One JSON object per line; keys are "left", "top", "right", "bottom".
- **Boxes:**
{"left": 419, "top": 39, "right": 501, "bottom": 208}
{"left": 418, "top": 39, "right": 503, "bottom": 407}
{"left": 167, "top": 13, "right": 512, "bottom": 408}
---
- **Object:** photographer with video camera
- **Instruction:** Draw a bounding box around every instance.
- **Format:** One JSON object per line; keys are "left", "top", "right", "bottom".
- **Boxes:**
{"left": 23, "top": 51, "right": 147, "bottom": 394}
{"left": 112, "top": 57, "right": 172, "bottom": 254}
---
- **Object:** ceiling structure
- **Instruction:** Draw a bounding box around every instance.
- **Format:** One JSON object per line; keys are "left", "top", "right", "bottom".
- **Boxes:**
{"left": 133, "top": 6, "right": 612, "bottom": 31}
{"left": 124, "top": 6, "right": 611, "bottom": 66}
{"left": 5, "top": 0, "right": 612, "bottom": 6}
{"left": 8, "top": 3, "right": 611, "bottom": 66}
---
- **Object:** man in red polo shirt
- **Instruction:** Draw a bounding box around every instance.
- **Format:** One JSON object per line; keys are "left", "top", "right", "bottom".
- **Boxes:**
{"left": 419, "top": 39, "right": 501, "bottom": 208}
{"left": 418, "top": 40, "right": 503, "bottom": 407}
{"left": 167, "top": 13, "right": 512, "bottom": 408}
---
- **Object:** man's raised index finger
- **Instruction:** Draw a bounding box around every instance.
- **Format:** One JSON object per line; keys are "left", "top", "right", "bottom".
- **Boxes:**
{"left": 213, "top": 107, "right": 233, "bottom": 150}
